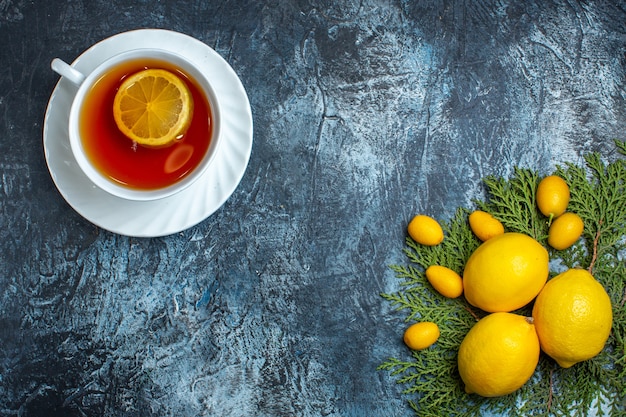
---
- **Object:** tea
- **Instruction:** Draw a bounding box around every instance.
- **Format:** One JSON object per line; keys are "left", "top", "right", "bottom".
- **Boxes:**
{"left": 79, "top": 59, "right": 212, "bottom": 190}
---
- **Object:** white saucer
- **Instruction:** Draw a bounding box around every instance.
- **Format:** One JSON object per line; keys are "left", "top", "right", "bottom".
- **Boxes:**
{"left": 43, "top": 29, "right": 253, "bottom": 237}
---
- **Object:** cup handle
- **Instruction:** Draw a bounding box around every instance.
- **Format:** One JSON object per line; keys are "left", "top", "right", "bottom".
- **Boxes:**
{"left": 51, "top": 58, "right": 86, "bottom": 86}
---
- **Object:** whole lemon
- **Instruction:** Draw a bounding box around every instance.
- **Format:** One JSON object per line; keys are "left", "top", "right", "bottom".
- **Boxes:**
{"left": 458, "top": 312, "right": 540, "bottom": 397}
{"left": 403, "top": 322, "right": 440, "bottom": 350}
{"left": 407, "top": 215, "right": 444, "bottom": 246}
{"left": 468, "top": 210, "right": 505, "bottom": 241}
{"left": 547, "top": 212, "right": 584, "bottom": 250}
{"left": 463, "top": 233, "right": 549, "bottom": 312}
{"left": 536, "top": 175, "right": 570, "bottom": 219}
{"left": 532, "top": 269, "right": 613, "bottom": 368}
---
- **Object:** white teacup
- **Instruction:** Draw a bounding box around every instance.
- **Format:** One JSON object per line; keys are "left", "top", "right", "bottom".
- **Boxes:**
{"left": 51, "top": 48, "right": 221, "bottom": 201}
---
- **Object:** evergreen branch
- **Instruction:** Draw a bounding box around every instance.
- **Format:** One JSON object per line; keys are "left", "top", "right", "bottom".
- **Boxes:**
{"left": 589, "top": 221, "right": 603, "bottom": 272}
{"left": 478, "top": 167, "right": 546, "bottom": 241}
{"left": 616, "top": 139, "right": 626, "bottom": 156}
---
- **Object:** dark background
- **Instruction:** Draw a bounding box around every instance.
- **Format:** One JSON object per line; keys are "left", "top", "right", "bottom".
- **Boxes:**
{"left": 1, "top": 1, "right": 624, "bottom": 416}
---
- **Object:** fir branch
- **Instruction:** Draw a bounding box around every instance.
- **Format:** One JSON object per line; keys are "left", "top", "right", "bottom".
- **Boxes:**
{"left": 558, "top": 145, "right": 626, "bottom": 274}
{"left": 477, "top": 167, "right": 546, "bottom": 241}
{"left": 616, "top": 139, "right": 626, "bottom": 156}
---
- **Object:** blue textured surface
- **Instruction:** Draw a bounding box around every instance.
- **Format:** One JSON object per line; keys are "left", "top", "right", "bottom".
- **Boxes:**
{"left": 0, "top": 1, "right": 625, "bottom": 416}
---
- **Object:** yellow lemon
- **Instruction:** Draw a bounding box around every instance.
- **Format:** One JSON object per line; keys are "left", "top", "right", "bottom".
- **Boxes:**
{"left": 403, "top": 322, "right": 440, "bottom": 350}
{"left": 536, "top": 175, "right": 570, "bottom": 219}
{"left": 532, "top": 269, "right": 613, "bottom": 368}
{"left": 547, "top": 212, "right": 584, "bottom": 250}
{"left": 113, "top": 69, "right": 194, "bottom": 147}
{"left": 469, "top": 210, "right": 505, "bottom": 241}
{"left": 425, "top": 265, "right": 463, "bottom": 298}
{"left": 407, "top": 215, "right": 444, "bottom": 246}
{"left": 463, "top": 233, "right": 549, "bottom": 312}
{"left": 458, "top": 312, "right": 540, "bottom": 397}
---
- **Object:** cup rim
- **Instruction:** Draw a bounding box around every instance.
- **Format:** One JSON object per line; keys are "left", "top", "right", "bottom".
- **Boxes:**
{"left": 68, "top": 48, "right": 222, "bottom": 202}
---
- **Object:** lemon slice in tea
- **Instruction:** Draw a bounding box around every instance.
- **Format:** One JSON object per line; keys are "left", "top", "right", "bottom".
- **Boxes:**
{"left": 113, "top": 69, "right": 194, "bottom": 147}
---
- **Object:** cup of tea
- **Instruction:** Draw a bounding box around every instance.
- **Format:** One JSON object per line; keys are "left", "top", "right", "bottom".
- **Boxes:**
{"left": 51, "top": 48, "right": 221, "bottom": 201}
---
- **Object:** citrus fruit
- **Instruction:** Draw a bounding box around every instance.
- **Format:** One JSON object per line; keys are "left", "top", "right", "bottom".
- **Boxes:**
{"left": 425, "top": 265, "right": 463, "bottom": 298}
{"left": 113, "top": 68, "right": 194, "bottom": 147}
{"left": 536, "top": 175, "right": 570, "bottom": 219}
{"left": 458, "top": 312, "right": 540, "bottom": 397}
{"left": 407, "top": 215, "right": 444, "bottom": 246}
{"left": 468, "top": 210, "right": 505, "bottom": 241}
{"left": 403, "top": 322, "right": 440, "bottom": 350}
{"left": 462, "top": 232, "right": 549, "bottom": 312}
{"left": 547, "top": 212, "right": 584, "bottom": 250}
{"left": 532, "top": 269, "right": 613, "bottom": 368}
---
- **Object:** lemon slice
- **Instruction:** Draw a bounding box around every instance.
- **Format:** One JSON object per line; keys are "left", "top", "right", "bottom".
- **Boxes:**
{"left": 113, "top": 69, "right": 194, "bottom": 147}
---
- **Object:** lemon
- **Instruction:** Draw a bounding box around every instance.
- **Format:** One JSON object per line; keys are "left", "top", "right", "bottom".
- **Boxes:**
{"left": 403, "top": 322, "right": 440, "bottom": 350}
{"left": 458, "top": 312, "right": 540, "bottom": 397}
{"left": 462, "top": 232, "right": 549, "bottom": 312}
{"left": 113, "top": 69, "right": 194, "bottom": 147}
{"left": 532, "top": 269, "right": 613, "bottom": 368}
{"left": 468, "top": 210, "right": 505, "bottom": 241}
{"left": 407, "top": 215, "right": 444, "bottom": 246}
{"left": 425, "top": 265, "right": 463, "bottom": 298}
{"left": 536, "top": 175, "right": 570, "bottom": 219}
{"left": 547, "top": 212, "right": 584, "bottom": 250}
